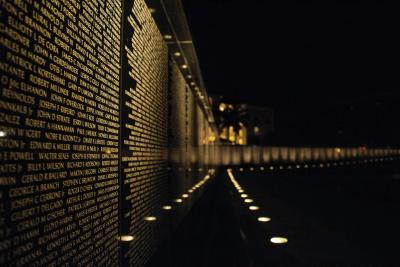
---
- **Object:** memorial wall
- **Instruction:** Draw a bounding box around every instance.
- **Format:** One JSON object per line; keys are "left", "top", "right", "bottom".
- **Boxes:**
{"left": 0, "top": 0, "right": 217, "bottom": 266}
{"left": 169, "top": 59, "right": 188, "bottom": 200}
{"left": 120, "top": 1, "right": 169, "bottom": 266}
{"left": 0, "top": 0, "right": 122, "bottom": 265}
{"left": 168, "top": 59, "right": 215, "bottom": 225}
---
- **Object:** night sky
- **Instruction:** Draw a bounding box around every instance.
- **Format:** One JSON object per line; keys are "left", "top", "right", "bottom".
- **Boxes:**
{"left": 183, "top": 0, "right": 400, "bottom": 146}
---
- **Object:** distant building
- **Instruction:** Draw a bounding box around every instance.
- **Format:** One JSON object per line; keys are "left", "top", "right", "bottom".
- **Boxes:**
{"left": 245, "top": 104, "right": 274, "bottom": 145}
{"left": 210, "top": 96, "right": 274, "bottom": 145}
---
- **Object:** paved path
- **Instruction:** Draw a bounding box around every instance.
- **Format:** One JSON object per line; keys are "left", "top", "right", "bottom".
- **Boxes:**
{"left": 148, "top": 162, "right": 400, "bottom": 266}
{"left": 232, "top": 162, "right": 400, "bottom": 266}
{"left": 147, "top": 173, "right": 250, "bottom": 267}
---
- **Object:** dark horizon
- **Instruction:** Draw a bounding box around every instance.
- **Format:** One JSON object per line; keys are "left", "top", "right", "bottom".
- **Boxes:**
{"left": 183, "top": 0, "right": 400, "bottom": 146}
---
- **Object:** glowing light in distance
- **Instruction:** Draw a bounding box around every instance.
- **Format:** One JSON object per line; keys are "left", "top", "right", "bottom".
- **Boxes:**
{"left": 162, "top": 205, "right": 172, "bottom": 210}
{"left": 117, "top": 235, "right": 134, "bottom": 242}
{"left": 270, "top": 237, "right": 288, "bottom": 244}
{"left": 182, "top": 194, "right": 189, "bottom": 198}
{"left": 181, "top": 64, "right": 188, "bottom": 69}
{"left": 270, "top": 166, "right": 274, "bottom": 170}
{"left": 0, "top": 131, "right": 6, "bottom": 137}
{"left": 174, "top": 199, "right": 183, "bottom": 203}
{"left": 164, "top": 34, "right": 173, "bottom": 40}
{"left": 174, "top": 52, "right": 181, "bottom": 57}
{"left": 240, "top": 194, "right": 248, "bottom": 198}
{"left": 258, "top": 217, "right": 271, "bottom": 222}
{"left": 187, "top": 75, "right": 192, "bottom": 79}
{"left": 249, "top": 206, "right": 259, "bottom": 211}
{"left": 244, "top": 199, "right": 254, "bottom": 203}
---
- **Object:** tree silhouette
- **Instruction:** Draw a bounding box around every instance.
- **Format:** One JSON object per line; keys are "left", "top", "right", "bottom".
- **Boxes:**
{"left": 214, "top": 103, "right": 248, "bottom": 143}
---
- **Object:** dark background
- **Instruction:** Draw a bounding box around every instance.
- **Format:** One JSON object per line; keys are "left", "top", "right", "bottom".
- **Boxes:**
{"left": 183, "top": 0, "right": 400, "bottom": 147}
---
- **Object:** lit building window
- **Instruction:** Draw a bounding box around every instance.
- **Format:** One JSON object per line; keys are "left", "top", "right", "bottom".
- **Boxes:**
{"left": 238, "top": 122, "right": 247, "bottom": 145}
{"left": 228, "top": 126, "right": 235, "bottom": 142}
{"left": 208, "top": 127, "right": 216, "bottom": 142}
{"left": 220, "top": 127, "right": 228, "bottom": 140}
{"left": 254, "top": 126, "right": 260, "bottom": 135}
{"left": 219, "top": 103, "right": 226, "bottom": 112}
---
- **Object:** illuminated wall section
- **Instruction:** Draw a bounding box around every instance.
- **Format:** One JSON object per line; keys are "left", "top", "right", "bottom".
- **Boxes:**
{"left": 168, "top": 59, "right": 215, "bottom": 223}
{"left": 196, "top": 105, "right": 206, "bottom": 166}
{"left": 0, "top": 0, "right": 121, "bottom": 266}
{"left": 120, "top": 0, "right": 169, "bottom": 266}
{"left": 186, "top": 83, "right": 196, "bottom": 181}
{"left": 0, "top": 0, "right": 218, "bottom": 266}
{"left": 169, "top": 59, "right": 187, "bottom": 198}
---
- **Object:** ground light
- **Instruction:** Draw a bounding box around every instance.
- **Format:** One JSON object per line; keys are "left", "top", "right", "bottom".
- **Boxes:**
{"left": 258, "top": 217, "right": 271, "bottom": 222}
{"left": 117, "top": 235, "right": 135, "bottom": 242}
{"left": 249, "top": 206, "right": 259, "bottom": 211}
{"left": 144, "top": 216, "right": 157, "bottom": 222}
{"left": 270, "top": 237, "right": 288, "bottom": 244}
{"left": 162, "top": 205, "right": 172, "bottom": 210}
